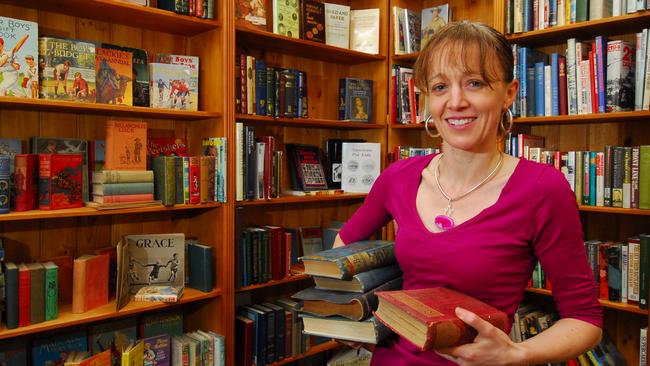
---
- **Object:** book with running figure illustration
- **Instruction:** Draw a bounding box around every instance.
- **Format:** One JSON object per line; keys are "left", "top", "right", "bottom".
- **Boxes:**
{"left": 115, "top": 233, "right": 185, "bottom": 311}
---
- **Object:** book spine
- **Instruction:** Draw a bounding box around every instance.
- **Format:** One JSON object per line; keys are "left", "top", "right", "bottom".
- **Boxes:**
{"left": 175, "top": 157, "right": 184, "bottom": 204}
{"left": 640, "top": 234, "right": 650, "bottom": 309}
{"left": 604, "top": 145, "right": 613, "bottom": 206}
{"left": 44, "top": 265, "right": 59, "bottom": 321}
{"left": 255, "top": 60, "right": 267, "bottom": 116}
{"left": 622, "top": 243, "right": 629, "bottom": 304}
{"left": 623, "top": 147, "right": 632, "bottom": 208}
{"left": 595, "top": 36, "right": 607, "bottom": 113}
{"left": 14, "top": 155, "right": 39, "bottom": 212}
{"left": 189, "top": 156, "right": 200, "bottom": 204}
{"left": 640, "top": 146, "right": 650, "bottom": 209}
{"left": 267, "top": 66, "right": 275, "bottom": 117}
{"left": 551, "top": 53, "right": 559, "bottom": 115}
{"left": 582, "top": 151, "right": 590, "bottom": 205}
{"left": 30, "top": 266, "right": 45, "bottom": 324}
{"left": 96, "top": 182, "right": 155, "bottom": 195}
{"left": 38, "top": 154, "right": 52, "bottom": 210}
{"left": 612, "top": 147, "right": 624, "bottom": 207}
{"left": 0, "top": 157, "right": 10, "bottom": 214}
{"left": 18, "top": 266, "right": 30, "bottom": 327}
{"left": 97, "top": 194, "right": 155, "bottom": 203}
{"left": 566, "top": 39, "right": 578, "bottom": 115}
{"left": 589, "top": 151, "right": 596, "bottom": 206}
{"left": 339, "top": 79, "right": 347, "bottom": 120}
{"left": 72, "top": 259, "right": 87, "bottom": 313}
{"left": 4, "top": 265, "right": 18, "bottom": 329}
{"left": 629, "top": 238, "right": 641, "bottom": 303}
{"left": 641, "top": 327, "right": 648, "bottom": 366}
{"left": 631, "top": 146, "right": 640, "bottom": 208}
{"left": 575, "top": 151, "right": 583, "bottom": 203}
{"left": 240, "top": 54, "right": 247, "bottom": 114}
{"left": 596, "top": 152, "right": 604, "bottom": 206}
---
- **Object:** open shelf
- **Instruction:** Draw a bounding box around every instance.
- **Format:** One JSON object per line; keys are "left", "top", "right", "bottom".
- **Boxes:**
{"left": 390, "top": 123, "right": 425, "bottom": 129}
{"left": 514, "top": 110, "right": 650, "bottom": 125}
{"left": 0, "top": 0, "right": 221, "bottom": 36}
{"left": 236, "top": 193, "right": 367, "bottom": 206}
{"left": 392, "top": 52, "right": 420, "bottom": 62}
{"left": 236, "top": 274, "right": 312, "bottom": 293}
{"left": 267, "top": 340, "right": 341, "bottom": 366}
{"left": 579, "top": 205, "right": 650, "bottom": 216}
{"left": 236, "top": 114, "right": 385, "bottom": 129}
{"left": 236, "top": 26, "right": 386, "bottom": 65}
{"left": 0, "top": 97, "right": 221, "bottom": 120}
{"left": 506, "top": 11, "right": 650, "bottom": 46}
{"left": 526, "top": 288, "right": 648, "bottom": 315}
{"left": 0, "top": 288, "right": 222, "bottom": 340}
{"left": 0, "top": 202, "right": 221, "bottom": 222}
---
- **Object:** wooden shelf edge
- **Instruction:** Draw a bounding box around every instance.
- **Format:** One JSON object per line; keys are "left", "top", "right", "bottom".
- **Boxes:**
{"left": 579, "top": 205, "right": 650, "bottom": 216}
{"left": 390, "top": 123, "right": 424, "bottom": 129}
{"left": 236, "top": 274, "right": 311, "bottom": 293}
{"left": 0, "top": 96, "right": 221, "bottom": 120}
{"left": 0, "top": 202, "right": 222, "bottom": 222}
{"left": 0, "top": 288, "right": 222, "bottom": 340}
{"left": 236, "top": 114, "right": 385, "bottom": 129}
{"left": 392, "top": 52, "right": 420, "bottom": 62}
{"left": 525, "top": 288, "right": 648, "bottom": 315}
{"left": 514, "top": 110, "right": 650, "bottom": 124}
{"left": 236, "top": 194, "right": 368, "bottom": 206}
{"left": 267, "top": 340, "right": 342, "bottom": 366}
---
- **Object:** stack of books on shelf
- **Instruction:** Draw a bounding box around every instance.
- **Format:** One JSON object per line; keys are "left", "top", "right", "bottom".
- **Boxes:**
{"left": 505, "top": 0, "right": 648, "bottom": 34}
{"left": 298, "top": 240, "right": 400, "bottom": 344}
{"left": 234, "top": 127, "right": 283, "bottom": 201}
{"left": 391, "top": 65, "right": 427, "bottom": 124}
{"left": 156, "top": 0, "right": 217, "bottom": 19}
{"left": 512, "top": 29, "right": 650, "bottom": 118}
{"left": 3, "top": 261, "right": 59, "bottom": 329}
{"left": 392, "top": 3, "right": 450, "bottom": 55}
{"left": 389, "top": 146, "right": 439, "bottom": 163}
{"left": 236, "top": 0, "right": 380, "bottom": 54}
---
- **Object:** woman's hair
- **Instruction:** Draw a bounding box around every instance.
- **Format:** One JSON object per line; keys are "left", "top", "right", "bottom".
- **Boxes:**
{"left": 414, "top": 21, "right": 514, "bottom": 93}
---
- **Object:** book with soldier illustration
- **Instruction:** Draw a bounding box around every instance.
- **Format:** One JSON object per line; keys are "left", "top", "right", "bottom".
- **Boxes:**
{"left": 38, "top": 37, "right": 96, "bottom": 102}
{"left": 0, "top": 16, "right": 38, "bottom": 99}
{"left": 116, "top": 233, "right": 185, "bottom": 311}
{"left": 95, "top": 46, "right": 133, "bottom": 106}
{"left": 105, "top": 120, "right": 147, "bottom": 171}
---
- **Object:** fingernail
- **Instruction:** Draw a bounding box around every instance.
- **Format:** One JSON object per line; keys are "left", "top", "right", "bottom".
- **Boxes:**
{"left": 455, "top": 307, "right": 466, "bottom": 317}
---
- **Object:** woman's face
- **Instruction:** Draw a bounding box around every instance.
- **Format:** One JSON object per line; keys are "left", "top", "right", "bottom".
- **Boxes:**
{"left": 426, "top": 46, "right": 518, "bottom": 153}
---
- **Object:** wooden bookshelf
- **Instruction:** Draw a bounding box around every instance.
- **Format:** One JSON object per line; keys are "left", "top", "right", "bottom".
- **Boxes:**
{"left": 392, "top": 52, "right": 420, "bottom": 62}
{"left": 390, "top": 123, "right": 425, "bottom": 129}
{"left": 235, "top": 114, "right": 386, "bottom": 129}
{"left": 236, "top": 274, "right": 312, "bottom": 293}
{"left": 235, "top": 193, "right": 368, "bottom": 206}
{"left": 0, "top": 96, "right": 221, "bottom": 120}
{"left": 236, "top": 26, "right": 386, "bottom": 65}
{"left": 506, "top": 10, "right": 650, "bottom": 46}
{"left": 526, "top": 288, "right": 649, "bottom": 316}
{"left": 266, "top": 340, "right": 342, "bottom": 366}
{"left": 0, "top": 0, "right": 222, "bottom": 36}
{"left": 578, "top": 206, "right": 650, "bottom": 216}
{"left": 514, "top": 110, "right": 650, "bottom": 125}
{"left": 0, "top": 288, "right": 222, "bottom": 340}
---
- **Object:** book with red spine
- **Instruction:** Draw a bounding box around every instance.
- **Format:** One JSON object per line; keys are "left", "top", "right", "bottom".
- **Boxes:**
{"left": 18, "top": 263, "right": 30, "bottom": 327}
{"left": 374, "top": 287, "right": 509, "bottom": 350}
{"left": 72, "top": 254, "right": 109, "bottom": 314}
{"left": 284, "top": 231, "right": 293, "bottom": 278}
{"left": 589, "top": 48, "right": 598, "bottom": 114}
{"left": 598, "top": 242, "right": 611, "bottom": 300}
{"left": 258, "top": 136, "right": 275, "bottom": 199}
{"left": 189, "top": 156, "right": 200, "bottom": 204}
{"left": 38, "top": 154, "right": 83, "bottom": 210}
{"left": 264, "top": 225, "right": 285, "bottom": 280}
{"left": 14, "top": 154, "right": 38, "bottom": 212}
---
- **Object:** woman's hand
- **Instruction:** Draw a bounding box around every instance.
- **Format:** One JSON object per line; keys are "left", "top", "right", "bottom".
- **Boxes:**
{"left": 435, "top": 307, "right": 526, "bottom": 366}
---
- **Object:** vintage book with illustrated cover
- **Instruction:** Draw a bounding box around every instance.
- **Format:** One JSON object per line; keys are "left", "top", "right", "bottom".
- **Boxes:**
{"left": 606, "top": 40, "right": 635, "bottom": 112}
{"left": 302, "top": 0, "right": 325, "bottom": 43}
{"left": 156, "top": 54, "right": 199, "bottom": 111}
{"left": 116, "top": 233, "right": 185, "bottom": 311}
{"left": 339, "top": 78, "right": 373, "bottom": 122}
{"left": 324, "top": 3, "right": 350, "bottom": 49}
{"left": 142, "top": 334, "right": 171, "bottom": 366}
{"left": 31, "top": 136, "right": 89, "bottom": 202}
{"left": 32, "top": 330, "right": 88, "bottom": 366}
{"left": 341, "top": 142, "right": 381, "bottom": 193}
{"left": 300, "top": 315, "right": 390, "bottom": 344}
{"left": 95, "top": 46, "right": 133, "bottom": 105}
{"left": 0, "top": 16, "right": 38, "bottom": 98}
{"left": 374, "top": 287, "right": 509, "bottom": 350}
{"left": 38, "top": 37, "right": 96, "bottom": 102}
{"left": 313, "top": 264, "right": 402, "bottom": 293}
{"left": 134, "top": 285, "right": 184, "bottom": 302}
{"left": 285, "top": 144, "right": 328, "bottom": 191}
{"left": 301, "top": 240, "right": 395, "bottom": 279}
{"left": 38, "top": 154, "right": 83, "bottom": 210}
{"left": 148, "top": 137, "right": 188, "bottom": 157}
{"left": 236, "top": 0, "right": 267, "bottom": 30}
{"left": 105, "top": 120, "right": 147, "bottom": 171}
{"left": 88, "top": 317, "right": 137, "bottom": 365}
{"left": 102, "top": 45, "right": 150, "bottom": 107}
{"left": 149, "top": 63, "right": 192, "bottom": 110}
{"left": 273, "top": 0, "right": 299, "bottom": 38}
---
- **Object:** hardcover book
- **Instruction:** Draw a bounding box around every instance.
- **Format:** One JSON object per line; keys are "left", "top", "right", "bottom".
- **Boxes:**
{"left": 421, "top": 4, "right": 449, "bottom": 49}
{"left": 14, "top": 154, "right": 38, "bottom": 211}
{"left": 27, "top": 262, "right": 45, "bottom": 324}
{"left": 606, "top": 40, "right": 635, "bottom": 112}
{"left": 149, "top": 63, "right": 192, "bottom": 110}
{"left": 31, "top": 330, "right": 88, "bottom": 366}
{"left": 142, "top": 334, "right": 171, "bottom": 366}
{"left": 313, "top": 264, "right": 402, "bottom": 293}
{"left": 3, "top": 262, "right": 18, "bottom": 329}
{"left": 147, "top": 137, "right": 189, "bottom": 157}
{"left": 105, "top": 120, "right": 147, "bottom": 171}
{"left": 0, "top": 156, "right": 9, "bottom": 213}
{"left": 339, "top": 78, "right": 373, "bottom": 122}
{"left": 187, "top": 241, "right": 214, "bottom": 292}
{"left": 236, "top": 0, "right": 267, "bottom": 30}
{"left": 0, "top": 17, "right": 38, "bottom": 98}
{"left": 0, "top": 338, "right": 26, "bottom": 365}
{"left": 38, "top": 37, "right": 96, "bottom": 102}
{"left": 156, "top": 54, "right": 199, "bottom": 111}
{"left": 95, "top": 46, "right": 133, "bottom": 105}
{"left": 272, "top": 0, "right": 299, "bottom": 38}
{"left": 402, "top": 8, "right": 421, "bottom": 53}
{"left": 350, "top": 9, "right": 380, "bottom": 54}
{"left": 102, "top": 45, "right": 149, "bottom": 107}
{"left": 42, "top": 262, "right": 59, "bottom": 321}
{"left": 302, "top": 0, "right": 325, "bottom": 43}
{"left": 93, "top": 170, "right": 153, "bottom": 184}
{"left": 89, "top": 317, "right": 137, "bottom": 366}
{"left": 72, "top": 254, "right": 109, "bottom": 313}
{"left": 285, "top": 144, "right": 328, "bottom": 191}
{"left": 152, "top": 156, "right": 177, "bottom": 206}
{"left": 374, "top": 287, "right": 510, "bottom": 350}
{"left": 38, "top": 153, "right": 83, "bottom": 210}
{"left": 341, "top": 142, "right": 381, "bottom": 193}
{"left": 138, "top": 310, "right": 184, "bottom": 338}
{"left": 31, "top": 136, "right": 89, "bottom": 202}
{"left": 301, "top": 240, "right": 396, "bottom": 279}
{"left": 324, "top": 3, "right": 350, "bottom": 49}
{"left": 300, "top": 315, "right": 390, "bottom": 344}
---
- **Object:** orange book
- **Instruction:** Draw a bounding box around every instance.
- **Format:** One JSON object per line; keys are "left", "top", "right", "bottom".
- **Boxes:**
{"left": 81, "top": 350, "right": 111, "bottom": 366}
{"left": 72, "top": 254, "right": 109, "bottom": 313}
{"left": 104, "top": 120, "right": 147, "bottom": 171}
{"left": 96, "top": 47, "right": 133, "bottom": 106}
{"left": 374, "top": 287, "right": 509, "bottom": 351}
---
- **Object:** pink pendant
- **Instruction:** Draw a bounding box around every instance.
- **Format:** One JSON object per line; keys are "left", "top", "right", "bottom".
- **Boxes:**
{"left": 434, "top": 215, "right": 455, "bottom": 231}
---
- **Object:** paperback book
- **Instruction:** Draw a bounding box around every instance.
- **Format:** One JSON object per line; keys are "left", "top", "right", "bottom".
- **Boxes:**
{"left": 0, "top": 16, "right": 38, "bottom": 98}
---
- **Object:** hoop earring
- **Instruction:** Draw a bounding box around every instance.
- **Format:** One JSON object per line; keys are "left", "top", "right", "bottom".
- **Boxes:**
{"left": 424, "top": 115, "right": 440, "bottom": 138}
{"left": 500, "top": 108, "right": 513, "bottom": 135}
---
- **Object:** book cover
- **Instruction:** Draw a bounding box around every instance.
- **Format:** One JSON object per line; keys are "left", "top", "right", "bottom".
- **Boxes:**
{"left": 313, "top": 264, "right": 402, "bottom": 293}
{"left": 38, "top": 153, "right": 83, "bottom": 210}
{"left": 606, "top": 40, "right": 635, "bottom": 112}
{"left": 72, "top": 254, "right": 109, "bottom": 313}
{"left": 105, "top": 120, "right": 147, "bottom": 171}
{"left": 421, "top": 4, "right": 449, "bottom": 49}
{"left": 4, "top": 262, "right": 18, "bottom": 329}
{"left": 272, "top": 0, "right": 299, "bottom": 38}
{"left": 31, "top": 330, "right": 88, "bottom": 366}
{"left": 324, "top": 139, "right": 364, "bottom": 189}
{"left": 286, "top": 144, "right": 328, "bottom": 191}
{"left": 341, "top": 142, "right": 381, "bottom": 193}
{"left": 302, "top": 0, "right": 325, "bottom": 43}
{"left": 38, "top": 37, "right": 95, "bottom": 102}
{"left": 147, "top": 137, "right": 188, "bottom": 157}
{"left": 95, "top": 46, "right": 133, "bottom": 105}
{"left": 301, "top": 240, "right": 396, "bottom": 280}
{"left": 42, "top": 255, "right": 73, "bottom": 305}
{"left": 32, "top": 136, "right": 89, "bottom": 202}
{"left": 187, "top": 241, "right": 214, "bottom": 292}
{"left": 324, "top": 3, "right": 350, "bottom": 49}
{"left": 123, "top": 233, "right": 185, "bottom": 292}
{"left": 88, "top": 317, "right": 137, "bottom": 366}
{"left": 102, "top": 45, "right": 149, "bottom": 107}
{"left": 27, "top": 262, "right": 45, "bottom": 324}
{"left": 349, "top": 9, "right": 380, "bottom": 55}
{"left": 42, "top": 262, "right": 59, "bottom": 321}
{"left": 143, "top": 334, "right": 171, "bottom": 366}
{"left": 0, "top": 16, "right": 38, "bottom": 98}
{"left": 374, "top": 287, "right": 509, "bottom": 350}
{"left": 149, "top": 63, "right": 192, "bottom": 110}
{"left": 121, "top": 340, "right": 144, "bottom": 366}
{"left": 156, "top": 54, "right": 199, "bottom": 111}
{"left": 402, "top": 8, "right": 421, "bottom": 54}
{"left": 339, "top": 78, "right": 373, "bottom": 122}
{"left": 236, "top": 0, "right": 267, "bottom": 29}
{"left": 134, "top": 285, "right": 184, "bottom": 302}
{"left": 138, "top": 310, "right": 184, "bottom": 338}
{"left": 14, "top": 154, "right": 39, "bottom": 211}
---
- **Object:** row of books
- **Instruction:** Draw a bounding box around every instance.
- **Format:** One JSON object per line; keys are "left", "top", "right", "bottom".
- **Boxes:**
{"left": 157, "top": 0, "right": 216, "bottom": 19}
{"left": 505, "top": 0, "right": 649, "bottom": 35}
{"left": 513, "top": 32, "right": 650, "bottom": 118}
{"left": 390, "top": 65, "right": 426, "bottom": 124}
{"left": 236, "top": 0, "right": 379, "bottom": 54}
{"left": 0, "top": 16, "right": 200, "bottom": 110}
{"left": 504, "top": 139, "right": 650, "bottom": 210}
{"left": 389, "top": 146, "right": 439, "bottom": 162}
{"left": 0, "top": 309, "right": 186, "bottom": 365}
{"left": 392, "top": 4, "right": 450, "bottom": 54}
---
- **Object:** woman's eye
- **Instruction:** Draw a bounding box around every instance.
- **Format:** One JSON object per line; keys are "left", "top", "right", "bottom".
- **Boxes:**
{"left": 432, "top": 84, "right": 446, "bottom": 92}
{"left": 468, "top": 80, "right": 484, "bottom": 88}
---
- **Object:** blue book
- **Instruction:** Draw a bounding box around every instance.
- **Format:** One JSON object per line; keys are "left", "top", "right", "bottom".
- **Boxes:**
{"left": 549, "top": 0, "right": 557, "bottom": 26}
{"left": 313, "top": 264, "right": 402, "bottom": 293}
{"left": 242, "top": 230, "right": 250, "bottom": 287}
{"left": 175, "top": 157, "right": 184, "bottom": 204}
{"left": 519, "top": 47, "right": 546, "bottom": 117}
{"left": 551, "top": 53, "right": 560, "bottom": 116}
{"left": 32, "top": 330, "right": 87, "bottom": 366}
{"left": 94, "top": 182, "right": 155, "bottom": 196}
{"left": 187, "top": 241, "right": 213, "bottom": 292}
{"left": 594, "top": 36, "right": 608, "bottom": 113}
{"left": 240, "top": 306, "right": 266, "bottom": 366}
{"left": 523, "top": 0, "right": 532, "bottom": 32}
{"left": 301, "top": 240, "right": 395, "bottom": 280}
{"left": 0, "top": 156, "right": 9, "bottom": 214}
{"left": 589, "top": 151, "right": 597, "bottom": 206}
{"left": 255, "top": 59, "right": 267, "bottom": 116}
{"left": 534, "top": 62, "right": 545, "bottom": 117}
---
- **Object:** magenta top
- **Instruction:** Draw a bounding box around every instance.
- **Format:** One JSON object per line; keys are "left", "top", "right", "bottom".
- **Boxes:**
{"left": 339, "top": 154, "right": 602, "bottom": 365}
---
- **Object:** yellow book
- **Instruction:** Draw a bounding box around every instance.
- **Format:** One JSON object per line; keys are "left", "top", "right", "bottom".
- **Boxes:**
{"left": 122, "top": 340, "right": 144, "bottom": 366}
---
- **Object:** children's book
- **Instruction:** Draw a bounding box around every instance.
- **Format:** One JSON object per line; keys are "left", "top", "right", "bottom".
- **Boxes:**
{"left": 0, "top": 17, "right": 38, "bottom": 98}
{"left": 105, "top": 120, "right": 147, "bottom": 170}
{"left": 149, "top": 63, "right": 192, "bottom": 110}
{"left": 156, "top": 54, "right": 199, "bottom": 111}
{"left": 39, "top": 37, "right": 96, "bottom": 102}
{"left": 95, "top": 46, "right": 133, "bottom": 105}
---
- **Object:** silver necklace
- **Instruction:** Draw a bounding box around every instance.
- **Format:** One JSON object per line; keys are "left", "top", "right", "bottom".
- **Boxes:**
{"left": 433, "top": 153, "right": 504, "bottom": 231}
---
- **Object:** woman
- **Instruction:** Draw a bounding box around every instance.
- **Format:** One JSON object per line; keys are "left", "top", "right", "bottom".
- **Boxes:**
{"left": 333, "top": 21, "right": 602, "bottom": 365}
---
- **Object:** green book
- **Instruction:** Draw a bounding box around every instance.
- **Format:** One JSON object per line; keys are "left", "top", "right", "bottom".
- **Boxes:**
{"left": 639, "top": 146, "right": 650, "bottom": 210}
{"left": 42, "top": 262, "right": 59, "bottom": 321}
{"left": 153, "top": 156, "right": 177, "bottom": 206}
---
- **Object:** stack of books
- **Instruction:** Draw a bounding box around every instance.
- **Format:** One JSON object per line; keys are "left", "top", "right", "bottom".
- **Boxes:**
{"left": 297, "top": 240, "right": 401, "bottom": 344}
{"left": 91, "top": 170, "right": 155, "bottom": 205}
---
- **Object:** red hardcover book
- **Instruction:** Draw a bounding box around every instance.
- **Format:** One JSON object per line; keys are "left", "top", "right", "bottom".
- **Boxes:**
{"left": 284, "top": 231, "right": 292, "bottom": 278}
{"left": 558, "top": 55, "right": 567, "bottom": 115}
{"left": 42, "top": 255, "right": 73, "bottom": 305}
{"left": 374, "top": 287, "right": 509, "bottom": 350}
{"left": 589, "top": 49, "right": 598, "bottom": 114}
{"left": 598, "top": 242, "right": 611, "bottom": 300}
{"left": 263, "top": 225, "right": 284, "bottom": 280}
{"left": 38, "top": 154, "right": 83, "bottom": 210}
{"left": 235, "top": 315, "right": 254, "bottom": 366}
{"left": 14, "top": 154, "right": 38, "bottom": 212}
{"left": 147, "top": 137, "right": 189, "bottom": 157}
{"left": 240, "top": 53, "right": 247, "bottom": 113}
{"left": 72, "top": 254, "right": 109, "bottom": 313}
{"left": 18, "top": 263, "right": 30, "bottom": 327}
{"left": 284, "top": 310, "right": 292, "bottom": 357}
{"left": 189, "top": 156, "right": 200, "bottom": 204}
{"left": 258, "top": 136, "right": 275, "bottom": 199}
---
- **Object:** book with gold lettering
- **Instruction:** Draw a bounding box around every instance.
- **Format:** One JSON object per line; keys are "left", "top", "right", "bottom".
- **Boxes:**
{"left": 300, "top": 240, "right": 395, "bottom": 280}
{"left": 374, "top": 287, "right": 509, "bottom": 350}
